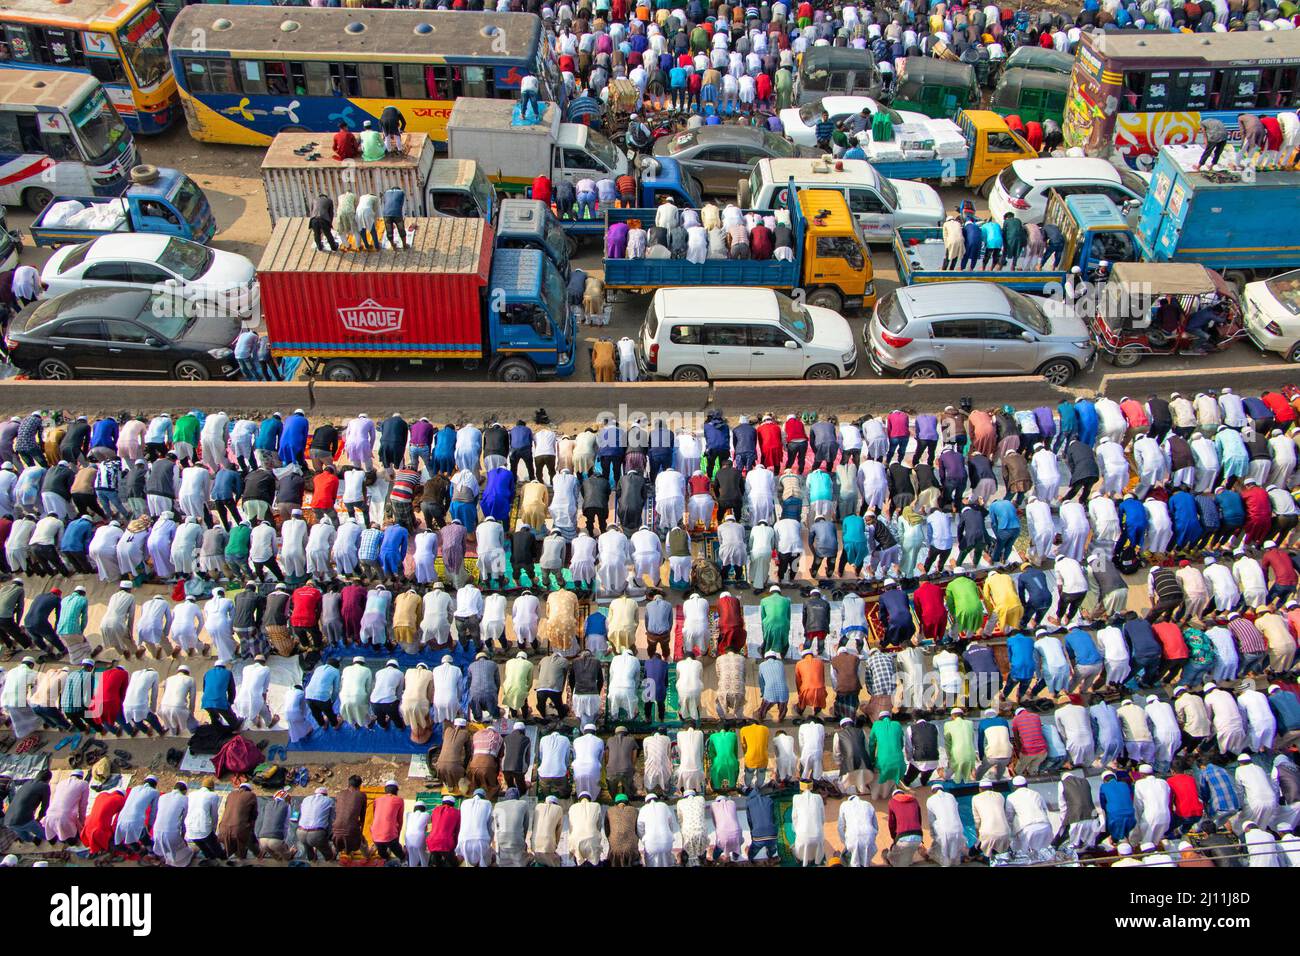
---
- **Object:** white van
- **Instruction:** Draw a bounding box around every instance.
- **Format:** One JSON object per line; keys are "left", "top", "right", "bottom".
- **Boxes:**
{"left": 742, "top": 157, "right": 945, "bottom": 242}
{"left": 638, "top": 287, "right": 857, "bottom": 381}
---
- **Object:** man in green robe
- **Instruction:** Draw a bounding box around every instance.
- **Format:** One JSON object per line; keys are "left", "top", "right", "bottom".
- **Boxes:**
{"left": 944, "top": 571, "right": 985, "bottom": 638}
{"left": 708, "top": 726, "right": 739, "bottom": 792}
{"left": 943, "top": 707, "right": 978, "bottom": 783}
{"left": 500, "top": 651, "right": 534, "bottom": 716}
{"left": 760, "top": 586, "right": 791, "bottom": 657}
{"left": 869, "top": 711, "right": 906, "bottom": 798}
{"left": 774, "top": 68, "right": 793, "bottom": 111}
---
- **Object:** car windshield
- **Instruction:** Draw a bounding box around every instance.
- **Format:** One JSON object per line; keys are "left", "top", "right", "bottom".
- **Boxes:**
{"left": 58, "top": 242, "right": 93, "bottom": 274}
{"left": 168, "top": 175, "right": 205, "bottom": 225}
{"left": 877, "top": 176, "right": 899, "bottom": 208}
{"left": 762, "top": 131, "right": 798, "bottom": 157}
{"left": 878, "top": 294, "right": 908, "bottom": 332}
{"left": 157, "top": 239, "right": 212, "bottom": 280}
{"left": 666, "top": 131, "right": 697, "bottom": 154}
{"left": 69, "top": 87, "right": 129, "bottom": 162}
{"left": 1265, "top": 271, "right": 1300, "bottom": 316}
{"left": 776, "top": 293, "right": 812, "bottom": 342}
{"left": 117, "top": 5, "right": 169, "bottom": 92}
{"left": 584, "top": 127, "right": 621, "bottom": 170}
{"left": 1004, "top": 289, "right": 1049, "bottom": 334}
{"left": 797, "top": 101, "right": 824, "bottom": 124}
{"left": 1117, "top": 168, "right": 1149, "bottom": 197}
{"left": 137, "top": 296, "right": 188, "bottom": 339}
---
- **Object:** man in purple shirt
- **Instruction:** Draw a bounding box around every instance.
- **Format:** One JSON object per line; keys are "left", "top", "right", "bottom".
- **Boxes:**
{"left": 914, "top": 413, "right": 939, "bottom": 466}
{"left": 1032, "top": 406, "right": 1057, "bottom": 445}
{"left": 509, "top": 420, "right": 535, "bottom": 481}
{"left": 605, "top": 220, "right": 629, "bottom": 258}
{"left": 408, "top": 417, "right": 434, "bottom": 473}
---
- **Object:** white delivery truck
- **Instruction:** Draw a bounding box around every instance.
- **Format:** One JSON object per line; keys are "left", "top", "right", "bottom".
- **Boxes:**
{"left": 260, "top": 131, "right": 496, "bottom": 224}
{"left": 742, "top": 156, "right": 946, "bottom": 243}
{"left": 446, "top": 97, "right": 630, "bottom": 192}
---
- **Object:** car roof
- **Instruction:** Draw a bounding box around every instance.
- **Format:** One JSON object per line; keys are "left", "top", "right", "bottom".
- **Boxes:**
{"left": 897, "top": 282, "right": 1010, "bottom": 319}
{"left": 814, "top": 95, "right": 881, "bottom": 114}
{"left": 755, "top": 157, "right": 882, "bottom": 188}
{"left": 683, "top": 126, "right": 770, "bottom": 146}
{"left": 655, "top": 287, "right": 778, "bottom": 322}
{"left": 78, "top": 234, "right": 173, "bottom": 264}
{"left": 1009, "top": 157, "right": 1121, "bottom": 186}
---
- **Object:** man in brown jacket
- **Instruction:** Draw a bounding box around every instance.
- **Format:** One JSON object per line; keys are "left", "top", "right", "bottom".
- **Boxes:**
{"left": 436, "top": 717, "right": 473, "bottom": 794}
{"left": 332, "top": 774, "right": 368, "bottom": 855}
{"left": 831, "top": 646, "right": 863, "bottom": 721}
{"left": 605, "top": 793, "right": 640, "bottom": 866}
{"left": 216, "top": 781, "right": 259, "bottom": 859}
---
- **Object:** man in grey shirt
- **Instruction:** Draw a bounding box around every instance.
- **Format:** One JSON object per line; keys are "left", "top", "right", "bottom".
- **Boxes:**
{"left": 467, "top": 651, "right": 500, "bottom": 722}
{"left": 256, "top": 791, "right": 294, "bottom": 860}
{"left": 492, "top": 788, "right": 535, "bottom": 867}
{"left": 644, "top": 590, "right": 674, "bottom": 659}
{"left": 534, "top": 652, "right": 570, "bottom": 720}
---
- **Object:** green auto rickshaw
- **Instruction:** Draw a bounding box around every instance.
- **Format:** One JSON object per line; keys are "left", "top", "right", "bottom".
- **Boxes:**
{"left": 989, "top": 67, "right": 1070, "bottom": 125}
{"left": 888, "top": 57, "right": 979, "bottom": 119}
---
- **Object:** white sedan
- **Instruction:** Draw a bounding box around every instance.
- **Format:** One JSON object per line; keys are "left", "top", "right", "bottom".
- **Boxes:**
{"left": 1244, "top": 269, "right": 1300, "bottom": 362}
{"left": 780, "top": 95, "right": 930, "bottom": 148}
{"left": 41, "top": 234, "right": 258, "bottom": 318}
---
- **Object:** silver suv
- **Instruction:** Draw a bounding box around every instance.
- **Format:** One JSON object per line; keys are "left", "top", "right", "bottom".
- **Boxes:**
{"left": 864, "top": 281, "right": 1094, "bottom": 385}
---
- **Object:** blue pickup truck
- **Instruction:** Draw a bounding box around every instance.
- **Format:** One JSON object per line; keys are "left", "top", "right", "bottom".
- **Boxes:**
{"left": 28, "top": 166, "right": 217, "bottom": 248}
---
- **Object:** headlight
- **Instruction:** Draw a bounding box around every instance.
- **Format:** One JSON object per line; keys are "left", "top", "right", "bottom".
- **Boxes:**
{"left": 559, "top": 352, "right": 571, "bottom": 365}
{"left": 207, "top": 347, "right": 232, "bottom": 359}
{"left": 1071, "top": 340, "right": 1091, "bottom": 349}
{"left": 841, "top": 349, "right": 856, "bottom": 364}
{"left": 863, "top": 281, "right": 874, "bottom": 296}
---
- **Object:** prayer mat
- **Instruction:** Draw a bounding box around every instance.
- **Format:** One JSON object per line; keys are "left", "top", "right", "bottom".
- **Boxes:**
{"left": 285, "top": 721, "right": 441, "bottom": 756}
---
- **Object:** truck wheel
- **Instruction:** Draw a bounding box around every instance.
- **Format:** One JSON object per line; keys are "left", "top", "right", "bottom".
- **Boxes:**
{"left": 978, "top": 176, "right": 998, "bottom": 199}
{"left": 1222, "top": 270, "right": 1250, "bottom": 293}
{"left": 496, "top": 358, "right": 538, "bottom": 383}
{"left": 804, "top": 363, "right": 839, "bottom": 380}
{"left": 173, "top": 360, "right": 210, "bottom": 381}
{"left": 321, "top": 359, "right": 363, "bottom": 382}
{"left": 672, "top": 365, "right": 707, "bottom": 382}
{"left": 1037, "top": 358, "right": 1077, "bottom": 385}
{"left": 564, "top": 234, "right": 580, "bottom": 258}
{"left": 903, "top": 362, "right": 945, "bottom": 380}
{"left": 1288, "top": 343, "right": 1300, "bottom": 364}
{"left": 23, "top": 187, "right": 52, "bottom": 214}
{"left": 1107, "top": 347, "right": 1142, "bottom": 369}
{"left": 36, "top": 358, "right": 73, "bottom": 380}
{"left": 805, "top": 288, "right": 843, "bottom": 312}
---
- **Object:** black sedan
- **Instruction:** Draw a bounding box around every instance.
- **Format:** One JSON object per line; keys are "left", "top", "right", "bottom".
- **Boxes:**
{"left": 4, "top": 287, "right": 241, "bottom": 381}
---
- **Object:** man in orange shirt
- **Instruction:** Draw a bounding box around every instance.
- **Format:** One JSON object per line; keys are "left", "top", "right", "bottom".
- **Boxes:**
{"left": 370, "top": 780, "right": 405, "bottom": 862}
{"left": 794, "top": 648, "right": 827, "bottom": 717}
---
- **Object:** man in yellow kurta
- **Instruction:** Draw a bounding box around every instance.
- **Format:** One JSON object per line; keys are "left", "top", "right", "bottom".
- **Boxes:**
{"left": 607, "top": 594, "right": 639, "bottom": 653}
{"left": 592, "top": 339, "right": 617, "bottom": 383}
{"left": 943, "top": 707, "right": 978, "bottom": 783}
{"left": 501, "top": 651, "right": 534, "bottom": 718}
{"left": 981, "top": 569, "right": 1024, "bottom": 635}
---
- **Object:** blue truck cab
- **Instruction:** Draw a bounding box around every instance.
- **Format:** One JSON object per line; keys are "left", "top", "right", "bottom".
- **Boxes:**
{"left": 486, "top": 247, "right": 577, "bottom": 382}
{"left": 29, "top": 166, "right": 217, "bottom": 248}
{"left": 1135, "top": 145, "right": 1300, "bottom": 286}
{"left": 495, "top": 198, "right": 573, "bottom": 275}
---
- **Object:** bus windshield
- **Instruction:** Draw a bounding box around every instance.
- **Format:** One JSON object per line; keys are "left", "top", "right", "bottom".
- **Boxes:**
{"left": 69, "top": 87, "right": 129, "bottom": 162}
{"left": 118, "top": 6, "right": 169, "bottom": 92}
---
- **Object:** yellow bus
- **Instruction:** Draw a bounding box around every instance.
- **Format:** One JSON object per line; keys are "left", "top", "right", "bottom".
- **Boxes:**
{"left": 0, "top": 0, "right": 176, "bottom": 134}
{"left": 168, "top": 5, "right": 562, "bottom": 147}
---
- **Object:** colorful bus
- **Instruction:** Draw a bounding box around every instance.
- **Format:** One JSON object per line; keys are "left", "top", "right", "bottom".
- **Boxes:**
{"left": 0, "top": 69, "right": 136, "bottom": 211}
{"left": 1064, "top": 30, "right": 1300, "bottom": 170}
{"left": 168, "top": 6, "right": 562, "bottom": 147}
{"left": 0, "top": 0, "right": 176, "bottom": 134}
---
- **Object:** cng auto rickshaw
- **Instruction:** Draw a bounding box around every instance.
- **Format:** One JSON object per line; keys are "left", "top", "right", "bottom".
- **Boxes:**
{"left": 1090, "top": 262, "right": 1245, "bottom": 367}
{"left": 888, "top": 57, "right": 980, "bottom": 119}
{"left": 989, "top": 68, "right": 1070, "bottom": 126}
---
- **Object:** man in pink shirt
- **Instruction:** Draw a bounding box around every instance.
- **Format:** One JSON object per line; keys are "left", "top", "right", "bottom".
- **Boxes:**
{"left": 370, "top": 779, "right": 405, "bottom": 862}
{"left": 886, "top": 409, "right": 910, "bottom": 464}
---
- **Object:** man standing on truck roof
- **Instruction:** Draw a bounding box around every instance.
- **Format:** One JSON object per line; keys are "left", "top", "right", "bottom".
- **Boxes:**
{"left": 382, "top": 187, "right": 407, "bottom": 250}
{"left": 519, "top": 72, "right": 541, "bottom": 121}
{"left": 309, "top": 194, "right": 337, "bottom": 253}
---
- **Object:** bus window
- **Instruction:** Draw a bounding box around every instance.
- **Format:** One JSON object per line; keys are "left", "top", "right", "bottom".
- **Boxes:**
{"left": 265, "top": 62, "right": 290, "bottom": 96}
{"left": 358, "top": 63, "right": 386, "bottom": 99}
{"left": 0, "top": 113, "right": 21, "bottom": 154}
{"left": 183, "top": 58, "right": 236, "bottom": 95}
{"left": 1121, "top": 71, "right": 1145, "bottom": 110}
{"left": 40, "top": 124, "right": 77, "bottom": 161}
{"left": 1222, "top": 68, "right": 1262, "bottom": 110}
{"left": 3, "top": 24, "right": 34, "bottom": 61}
{"left": 238, "top": 60, "right": 266, "bottom": 95}
{"left": 1263, "top": 67, "right": 1297, "bottom": 107}
{"left": 460, "top": 66, "right": 490, "bottom": 98}
{"left": 1182, "top": 70, "right": 1214, "bottom": 110}
{"left": 398, "top": 64, "right": 426, "bottom": 99}
{"left": 15, "top": 115, "right": 42, "bottom": 153}
{"left": 427, "top": 66, "right": 457, "bottom": 99}
{"left": 331, "top": 64, "right": 361, "bottom": 97}
{"left": 304, "top": 61, "right": 331, "bottom": 97}
{"left": 86, "top": 56, "right": 128, "bottom": 86}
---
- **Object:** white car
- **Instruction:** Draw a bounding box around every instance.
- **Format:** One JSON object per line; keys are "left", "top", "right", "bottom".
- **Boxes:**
{"left": 41, "top": 234, "right": 258, "bottom": 318}
{"left": 1244, "top": 269, "right": 1300, "bottom": 362}
{"left": 638, "top": 287, "right": 857, "bottom": 381}
{"left": 987, "top": 157, "right": 1149, "bottom": 225}
{"left": 780, "top": 95, "right": 929, "bottom": 148}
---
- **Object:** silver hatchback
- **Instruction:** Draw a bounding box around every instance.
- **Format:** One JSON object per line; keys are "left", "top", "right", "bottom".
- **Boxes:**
{"left": 864, "top": 281, "right": 1094, "bottom": 385}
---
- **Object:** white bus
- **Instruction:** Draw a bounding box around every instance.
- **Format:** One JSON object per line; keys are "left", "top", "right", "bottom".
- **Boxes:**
{"left": 0, "top": 69, "right": 136, "bottom": 213}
